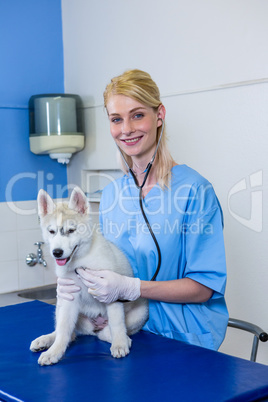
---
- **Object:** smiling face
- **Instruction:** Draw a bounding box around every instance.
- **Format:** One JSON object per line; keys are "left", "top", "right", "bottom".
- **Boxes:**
{"left": 106, "top": 95, "right": 165, "bottom": 166}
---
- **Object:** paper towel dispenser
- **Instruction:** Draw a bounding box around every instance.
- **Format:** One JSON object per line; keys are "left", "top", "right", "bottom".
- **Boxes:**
{"left": 29, "top": 94, "right": 85, "bottom": 164}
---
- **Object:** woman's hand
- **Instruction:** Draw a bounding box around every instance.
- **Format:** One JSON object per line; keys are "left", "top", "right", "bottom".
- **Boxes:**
{"left": 56, "top": 277, "right": 81, "bottom": 301}
{"left": 75, "top": 268, "right": 141, "bottom": 304}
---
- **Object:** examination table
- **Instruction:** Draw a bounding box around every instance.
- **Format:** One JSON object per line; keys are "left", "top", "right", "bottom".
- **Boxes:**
{"left": 1, "top": 301, "right": 268, "bottom": 402}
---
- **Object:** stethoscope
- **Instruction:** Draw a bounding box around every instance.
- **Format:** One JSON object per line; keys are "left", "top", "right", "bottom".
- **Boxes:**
{"left": 115, "top": 119, "right": 165, "bottom": 281}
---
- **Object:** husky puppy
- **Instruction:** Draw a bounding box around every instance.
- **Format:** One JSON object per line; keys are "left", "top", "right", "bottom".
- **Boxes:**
{"left": 30, "top": 186, "right": 148, "bottom": 366}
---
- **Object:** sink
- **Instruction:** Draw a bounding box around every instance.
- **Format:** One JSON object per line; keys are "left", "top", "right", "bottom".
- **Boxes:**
{"left": 18, "top": 285, "right": 56, "bottom": 301}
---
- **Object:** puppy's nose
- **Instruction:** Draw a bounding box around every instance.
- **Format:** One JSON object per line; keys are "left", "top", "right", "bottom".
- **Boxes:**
{"left": 53, "top": 248, "right": 64, "bottom": 258}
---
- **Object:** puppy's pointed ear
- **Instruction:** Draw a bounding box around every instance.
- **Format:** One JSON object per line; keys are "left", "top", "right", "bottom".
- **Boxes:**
{"left": 69, "top": 187, "right": 88, "bottom": 214}
{"left": 37, "top": 190, "right": 55, "bottom": 217}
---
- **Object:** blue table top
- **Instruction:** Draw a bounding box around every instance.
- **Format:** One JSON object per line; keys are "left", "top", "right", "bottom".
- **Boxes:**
{"left": 0, "top": 301, "right": 268, "bottom": 402}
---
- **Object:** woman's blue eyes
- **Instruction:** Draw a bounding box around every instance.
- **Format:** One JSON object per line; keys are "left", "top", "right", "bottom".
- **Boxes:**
{"left": 111, "top": 113, "right": 144, "bottom": 123}
{"left": 134, "top": 113, "right": 144, "bottom": 119}
{"left": 111, "top": 117, "right": 121, "bottom": 123}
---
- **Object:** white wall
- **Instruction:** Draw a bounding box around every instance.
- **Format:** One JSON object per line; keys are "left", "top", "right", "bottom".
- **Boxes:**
{"left": 62, "top": 0, "right": 268, "bottom": 363}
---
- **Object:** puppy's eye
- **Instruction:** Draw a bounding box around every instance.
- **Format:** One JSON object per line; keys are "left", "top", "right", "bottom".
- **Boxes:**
{"left": 67, "top": 228, "right": 76, "bottom": 234}
{"left": 48, "top": 229, "right": 56, "bottom": 235}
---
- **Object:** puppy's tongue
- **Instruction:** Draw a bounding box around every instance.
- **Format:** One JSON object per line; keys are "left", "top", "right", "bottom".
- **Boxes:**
{"left": 56, "top": 259, "right": 68, "bottom": 266}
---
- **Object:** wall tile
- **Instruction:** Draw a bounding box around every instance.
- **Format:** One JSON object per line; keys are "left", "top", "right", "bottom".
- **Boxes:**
{"left": 0, "top": 202, "right": 17, "bottom": 232}
{"left": 0, "top": 232, "right": 18, "bottom": 262}
{"left": 16, "top": 200, "right": 39, "bottom": 231}
{"left": 0, "top": 260, "right": 19, "bottom": 293}
{"left": 18, "top": 259, "right": 43, "bottom": 290}
{"left": 17, "top": 228, "right": 43, "bottom": 261}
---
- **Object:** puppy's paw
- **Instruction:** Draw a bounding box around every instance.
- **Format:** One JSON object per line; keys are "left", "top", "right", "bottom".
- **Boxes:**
{"left": 30, "top": 334, "right": 55, "bottom": 352}
{"left": 110, "top": 335, "right": 132, "bottom": 358}
{"left": 38, "top": 349, "right": 64, "bottom": 366}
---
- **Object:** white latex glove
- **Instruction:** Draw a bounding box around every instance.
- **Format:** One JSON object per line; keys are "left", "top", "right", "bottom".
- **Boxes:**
{"left": 56, "top": 277, "right": 81, "bottom": 301}
{"left": 75, "top": 268, "right": 141, "bottom": 304}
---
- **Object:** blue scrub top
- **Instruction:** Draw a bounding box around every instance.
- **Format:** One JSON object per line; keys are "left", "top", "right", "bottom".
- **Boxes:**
{"left": 99, "top": 165, "right": 228, "bottom": 350}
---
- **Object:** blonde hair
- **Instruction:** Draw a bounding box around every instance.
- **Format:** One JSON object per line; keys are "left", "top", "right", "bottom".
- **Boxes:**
{"left": 103, "top": 69, "right": 174, "bottom": 189}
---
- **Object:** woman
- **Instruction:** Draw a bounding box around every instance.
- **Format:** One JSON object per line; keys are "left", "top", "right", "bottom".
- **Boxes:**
{"left": 58, "top": 69, "right": 228, "bottom": 350}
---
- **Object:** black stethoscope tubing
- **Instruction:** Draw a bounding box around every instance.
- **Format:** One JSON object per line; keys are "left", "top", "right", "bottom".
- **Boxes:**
{"left": 139, "top": 183, "right": 162, "bottom": 281}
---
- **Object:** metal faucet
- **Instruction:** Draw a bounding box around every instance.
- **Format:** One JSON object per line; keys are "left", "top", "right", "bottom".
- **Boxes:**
{"left": 26, "top": 242, "right": 47, "bottom": 267}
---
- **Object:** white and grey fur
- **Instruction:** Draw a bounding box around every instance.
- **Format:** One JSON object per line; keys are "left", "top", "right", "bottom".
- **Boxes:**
{"left": 30, "top": 186, "right": 148, "bottom": 365}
